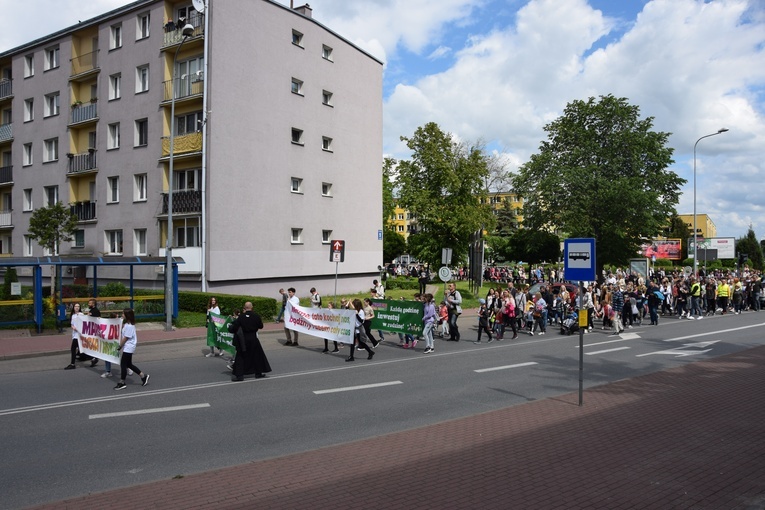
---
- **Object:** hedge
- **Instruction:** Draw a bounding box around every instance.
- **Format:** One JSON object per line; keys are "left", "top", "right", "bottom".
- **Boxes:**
{"left": 178, "top": 291, "right": 278, "bottom": 320}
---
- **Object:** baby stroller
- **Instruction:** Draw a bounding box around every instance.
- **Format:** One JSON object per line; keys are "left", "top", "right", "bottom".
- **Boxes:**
{"left": 560, "top": 308, "right": 580, "bottom": 335}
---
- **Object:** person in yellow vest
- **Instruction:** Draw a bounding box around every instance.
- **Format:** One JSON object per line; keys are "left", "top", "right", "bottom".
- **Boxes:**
{"left": 717, "top": 279, "right": 731, "bottom": 314}
{"left": 689, "top": 277, "right": 703, "bottom": 319}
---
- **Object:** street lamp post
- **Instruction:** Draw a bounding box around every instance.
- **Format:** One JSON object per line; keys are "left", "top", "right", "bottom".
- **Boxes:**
{"left": 166, "top": 24, "right": 195, "bottom": 331}
{"left": 692, "top": 128, "right": 729, "bottom": 276}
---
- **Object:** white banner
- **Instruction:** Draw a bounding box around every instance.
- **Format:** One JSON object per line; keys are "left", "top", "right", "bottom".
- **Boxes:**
{"left": 76, "top": 316, "right": 123, "bottom": 365}
{"left": 284, "top": 302, "right": 355, "bottom": 344}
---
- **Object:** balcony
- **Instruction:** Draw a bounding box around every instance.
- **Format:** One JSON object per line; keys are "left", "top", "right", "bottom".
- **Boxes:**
{"left": 0, "top": 210, "right": 10, "bottom": 228}
{"left": 70, "top": 102, "right": 98, "bottom": 125}
{"left": 0, "top": 165, "right": 12, "bottom": 185}
{"left": 161, "top": 190, "right": 202, "bottom": 214}
{"left": 0, "top": 79, "right": 11, "bottom": 100}
{"left": 0, "top": 123, "right": 11, "bottom": 143}
{"left": 70, "top": 201, "right": 97, "bottom": 222}
{"left": 162, "top": 75, "right": 204, "bottom": 102}
{"left": 162, "top": 12, "right": 205, "bottom": 47}
{"left": 67, "top": 150, "right": 97, "bottom": 175}
{"left": 70, "top": 50, "right": 99, "bottom": 79}
{"left": 161, "top": 132, "right": 202, "bottom": 157}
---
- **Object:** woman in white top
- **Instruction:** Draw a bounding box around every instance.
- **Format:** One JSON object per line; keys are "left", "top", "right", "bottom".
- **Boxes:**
{"left": 205, "top": 297, "right": 224, "bottom": 357}
{"left": 65, "top": 303, "right": 85, "bottom": 370}
{"left": 114, "top": 308, "right": 150, "bottom": 390}
{"left": 346, "top": 299, "right": 375, "bottom": 362}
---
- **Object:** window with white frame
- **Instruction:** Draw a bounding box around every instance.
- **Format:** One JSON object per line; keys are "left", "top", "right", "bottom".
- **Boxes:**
{"left": 321, "top": 182, "right": 332, "bottom": 197}
{"left": 322, "top": 90, "right": 333, "bottom": 106}
{"left": 107, "top": 176, "right": 119, "bottom": 203}
{"left": 292, "top": 30, "right": 303, "bottom": 47}
{"left": 23, "top": 235, "right": 33, "bottom": 256}
{"left": 291, "top": 77, "right": 303, "bottom": 95}
{"left": 175, "top": 111, "right": 202, "bottom": 136}
{"left": 291, "top": 228, "right": 303, "bottom": 244}
{"left": 291, "top": 177, "right": 302, "bottom": 193}
{"left": 134, "top": 229, "right": 147, "bottom": 255}
{"left": 23, "top": 189, "right": 33, "bottom": 211}
{"left": 322, "top": 230, "right": 332, "bottom": 244}
{"left": 134, "top": 173, "right": 147, "bottom": 201}
{"left": 22, "top": 143, "right": 32, "bottom": 166}
{"left": 322, "top": 136, "right": 333, "bottom": 152}
{"left": 44, "top": 92, "right": 59, "bottom": 117}
{"left": 110, "top": 24, "right": 122, "bottom": 49}
{"left": 24, "top": 54, "right": 34, "bottom": 78}
{"left": 106, "top": 230, "right": 123, "bottom": 254}
{"left": 173, "top": 168, "right": 201, "bottom": 191}
{"left": 291, "top": 128, "right": 303, "bottom": 145}
{"left": 322, "top": 45, "right": 333, "bottom": 61}
{"left": 175, "top": 220, "right": 200, "bottom": 247}
{"left": 44, "top": 185, "right": 58, "bottom": 206}
{"left": 136, "top": 65, "right": 149, "bottom": 93}
{"left": 136, "top": 13, "right": 150, "bottom": 40}
{"left": 24, "top": 98, "right": 34, "bottom": 122}
{"left": 398, "top": 225, "right": 404, "bottom": 232}
{"left": 109, "top": 73, "right": 121, "bottom": 100}
{"left": 43, "top": 138, "right": 58, "bottom": 162}
{"left": 107, "top": 123, "right": 120, "bottom": 149}
{"left": 73, "top": 229, "right": 85, "bottom": 248}
{"left": 134, "top": 118, "right": 148, "bottom": 147}
{"left": 44, "top": 46, "right": 59, "bottom": 70}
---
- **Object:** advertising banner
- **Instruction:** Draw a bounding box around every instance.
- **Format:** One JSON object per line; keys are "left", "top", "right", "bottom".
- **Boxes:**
{"left": 284, "top": 302, "right": 355, "bottom": 344}
{"left": 206, "top": 312, "right": 236, "bottom": 355}
{"left": 687, "top": 237, "right": 736, "bottom": 259}
{"left": 370, "top": 299, "right": 424, "bottom": 336}
{"left": 76, "top": 315, "right": 123, "bottom": 365}
{"left": 641, "top": 239, "right": 682, "bottom": 260}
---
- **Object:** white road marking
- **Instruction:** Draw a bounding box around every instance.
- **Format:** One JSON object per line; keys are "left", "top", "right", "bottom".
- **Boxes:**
{"left": 581, "top": 338, "right": 632, "bottom": 348}
{"left": 586, "top": 346, "right": 631, "bottom": 355}
{"left": 637, "top": 341, "right": 720, "bottom": 358}
{"left": 474, "top": 362, "right": 538, "bottom": 373}
{"left": 662, "top": 322, "right": 765, "bottom": 342}
{"left": 313, "top": 381, "right": 403, "bottom": 395}
{"left": 89, "top": 403, "right": 210, "bottom": 419}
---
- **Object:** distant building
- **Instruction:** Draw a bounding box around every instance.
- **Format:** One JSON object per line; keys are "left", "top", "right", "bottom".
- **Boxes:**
{"left": 678, "top": 214, "right": 717, "bottom": 239}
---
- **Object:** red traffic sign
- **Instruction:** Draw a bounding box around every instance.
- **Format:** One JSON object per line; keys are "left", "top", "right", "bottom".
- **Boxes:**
{"left": 330, "top": 239, "right": 345, "bottom": 262}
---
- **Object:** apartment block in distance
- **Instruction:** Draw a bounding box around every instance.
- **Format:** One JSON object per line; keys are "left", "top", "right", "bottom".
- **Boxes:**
{"left": 0, "top": 0, "right": 384, "bottom": 296}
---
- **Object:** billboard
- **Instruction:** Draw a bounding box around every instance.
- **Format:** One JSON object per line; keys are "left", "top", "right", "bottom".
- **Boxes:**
{"left": 641, "top": 239, "right": 682, "bottom": 260}
{"left": 687, "top": 237, "right": 736, "bottom": 259}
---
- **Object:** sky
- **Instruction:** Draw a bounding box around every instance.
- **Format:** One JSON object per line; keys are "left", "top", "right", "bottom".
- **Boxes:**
{"left": 2, "top": 0, "right": 764, "bottom": 240}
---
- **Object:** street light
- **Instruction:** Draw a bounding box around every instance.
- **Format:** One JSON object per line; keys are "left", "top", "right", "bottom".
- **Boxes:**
{"left": 693, "top": 127, "right": 729, "bottom": 276}
{"left": 166, "top": 23, "right": 195, "bottom": 331}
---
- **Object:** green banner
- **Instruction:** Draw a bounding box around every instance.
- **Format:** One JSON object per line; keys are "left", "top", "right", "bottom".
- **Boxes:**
{"left": 206, "top": 312, "right": 236, "bottom": 355}
{"left": 370, "top": 299, "right": 423, "bottom": 336}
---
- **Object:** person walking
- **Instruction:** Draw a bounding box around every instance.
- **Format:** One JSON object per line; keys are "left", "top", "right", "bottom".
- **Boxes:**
{"left": 689, "top": 277, "right": 704, "bottom": 319}
{"left": 474, "top": 299, "right": 494, "bottom": 344}
{"left": 310, "top": 287, "right": 322, "bottom": 308}
{"left": 275, "top": 288, "right": 288, "bottom": 323}
{"left": 347, "top": 299, "right": 375, "bottom": 362}
{"left": 610, "top": 285, "right": 625, "bottom": 335}
{"left": 421, "top": 293, "right": 436, "bottom": 353}
{"left": 284, "top": 287, "right": 300, "bottom": 346}
{"left": 65, "top": 303, "right": 86, "bottom": 370}
{"left": 114, "top": 309, "right": 150, "bottom": 390}
{"left": 445, "top": 283, "right": 462, "bottom": 341}
{"left": 227, "top": 301, "right": 270, "bottom": 381}
{"left": 205, "top": 297, "right": 225, "bottom": 357}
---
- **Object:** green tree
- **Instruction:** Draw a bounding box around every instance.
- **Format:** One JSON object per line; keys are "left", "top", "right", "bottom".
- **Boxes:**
{"left": 509, "top": 229, "right": 560, "bottom": 265}
{"left": 28, "top": 202, "right": 79, "bottom": 255}
{"left": 1, "top": 267, "right": 19, "bottom": 300}
{"left": 382, "top": 157, "right": 397, "bottom": 230}
{"left": 663, "top": 214, "right": 691, "bottom": 261}
{"left": 383, "top": 230, "right": 407, "bottom": 264}
{"left": 396, "top": 122, "right": 496, "bottom": 267}
{"left": 512, "top": 95, "right": 682, "bottom": 277}
{"left": 736, "top": 228, "right": 764, "bottom": 271}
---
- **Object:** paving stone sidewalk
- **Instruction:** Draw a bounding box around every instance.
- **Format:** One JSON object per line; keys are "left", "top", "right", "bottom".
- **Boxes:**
{"left": 27, "top": 345, "right": 765, "bottom": 509}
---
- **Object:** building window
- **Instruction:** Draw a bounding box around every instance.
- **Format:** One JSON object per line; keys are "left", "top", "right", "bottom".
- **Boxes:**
{"left": 136, "top": 13, "right": 150, "bottom": 40}
{"left": 22, "top": 143, "right": 32, "bottom": 166}
{"left": 23, "top": 235, "right": 33, "bottom": 256}
{"left": 110, "top": 24, "right": 122, "bottom": 49}
{"left": 175, "top": 111, "right": 203, "bottom": 136}
{"left": 107, "top": 176, "right": 119, "bottom": 203}
{"left": 107, "top": 123, "right": 120, "bottom": 149}
{"left": 136, "top": 65, "right": 149, "bottom": 93}
{"left": 109, "top": 73, "right": 121, "bottom": 100}
{"left": 44, "top": 185, "right": 58, "bottom": 206}
{"left": 322, "top": 45, "right": 333, "bottom": 61}
{"left": 398, "top": 213, "right": 404, "bottom": 220}
{"left": 292, "top": 30, "right": 303, "bottom": 47}
{"left": 175, "top": 222, "right": 200, "bottom": 247}
{"left": 43, "top": 138, "right": 58, "bottom": 162}
{"left": 106, "top": 230, "right": 123, "bottom": 255}
{"left": 398, "top": 225, "right": 404, "bottom": 232}
{"left": 291, "top": 77, "right": 303, "bottom": 95}
{"left": 291, "top": 228, "right": 303, "bottom": 244}
{"left": 322, "top": 230, "right": 332, "bottom": 244}
{"left": 134, "top": 229, "right": 147, "bottom": 255}
{"left": 291, "top": 177, "right": 302, "bottom": 193}
{"left": 23, "top": 98, "right": 34, "bottom": 122}
{"left": 134, "top": 118, "right": 148, "bottom": 147}
{"left": 44, "top": 46, "right": 59, "bottom": 70}
{"left": 73, "top": 230, "right": 85, "bottom": 248}
{"left": 134, "top": 174, "right": 148, "bottom": 201}
{"left": 23, "top": 189, "right": 33, "bottom": 211}
{"left": 173, "top": 168, "right": 201, "bottom": 191}
{"left": 322, "top": 136, "right": 333, "bottom": 152}
{"left": 44, "top": 92, "right": 59, "bottom": 117}
{"left": 291, "top": 128, "right": 303, "bottom": 145}
{"left": 24, "top": 54, "right": 34, "bottom": 78}
{"left": 322, "top": 90, "right": 333, "bottom": 106}
{"left": 322, "top": 182, "right": 332, "bottom": 197}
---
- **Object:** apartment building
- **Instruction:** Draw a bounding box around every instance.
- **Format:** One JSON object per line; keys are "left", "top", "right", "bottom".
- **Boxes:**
{"left": 0, "top": 0, "right": 383, "bottom": 296}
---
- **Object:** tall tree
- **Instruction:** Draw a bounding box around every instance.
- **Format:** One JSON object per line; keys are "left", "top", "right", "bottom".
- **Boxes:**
{"left": 736, "top": 227, "right": 764, "bottom": 271}
{"left": 396, "top": 122, "right": 495, "bottom": 267}
{"left": 382, "top": 157, "right": 397, "bottom": 231}
{"left": 512, "top": 95, "right": 682, "bottom": 277}
{"left": 28, "top": 202, "right": 79, "bottom": 255}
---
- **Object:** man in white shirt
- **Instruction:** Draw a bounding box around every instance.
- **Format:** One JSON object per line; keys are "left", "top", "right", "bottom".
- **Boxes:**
{"left": 284, "top": 287, "right": 301, "bottom": 346}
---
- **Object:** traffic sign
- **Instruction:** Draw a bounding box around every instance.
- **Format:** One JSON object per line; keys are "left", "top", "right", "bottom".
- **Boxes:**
{"left": 329, "top": 239, "right": 345, "bottom": 262}
{"left": 564, "top": 238, "right": 596, "bottom": 282}
{"left": 438, "top": 266, "right": 452, "bottom": 282}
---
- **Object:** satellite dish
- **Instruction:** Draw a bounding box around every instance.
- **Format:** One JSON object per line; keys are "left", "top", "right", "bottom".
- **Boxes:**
{"left": 192, "top": 0, "right": 206, "bottom": 14}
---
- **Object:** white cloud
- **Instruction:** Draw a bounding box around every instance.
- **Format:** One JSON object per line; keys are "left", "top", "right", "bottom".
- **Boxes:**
{"left": 428, "top": 45, "right": 452, "bottom": 60}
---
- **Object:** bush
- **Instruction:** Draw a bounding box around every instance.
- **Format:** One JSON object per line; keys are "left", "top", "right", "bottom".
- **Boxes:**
{"left": 178, "top": 291, "right": 278, "bottom": 320}
{"left": 100, "top": 282, "right": 128, "bottom": 297}
{"left": 385, "top": 277, "right": 419, "bottom": 290}
{"left": 653, "top": 258, "right": 674, "bottom": 268}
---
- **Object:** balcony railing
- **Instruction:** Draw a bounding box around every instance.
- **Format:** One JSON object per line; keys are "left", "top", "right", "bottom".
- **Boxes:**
{"left": 161, "top": 132, "right": 202, "bottom": 156}
{"left": 70, "top": 49, "right": 99, "bottom": 76}
{"left": 0, "top": 165, "right": 12, "bottom": 184}
{"left": 67, "top": 151, "right": 97, "bottom": 174}
{"left": 0, "top": 79, "right": 11, "bottom": 99}
{"left": 70, "top": 201, "right": 97, "bottom": 221}
{"left": 163, "top": 11, "right": 205, "bottom": 47}
{"left": 163, "top": 75, "right": 204, "bottom": 101}
{"left": 0, "top": 123, "right": 11, "bottom": 142}
{"left": 0, "top": 210, "right": 10, "bottom": 227}
{"left": 161, "top": 190, "right": 202, "bottom": 214}
{"left": 70, "top": 102, "right": 98, "bottom": 124}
